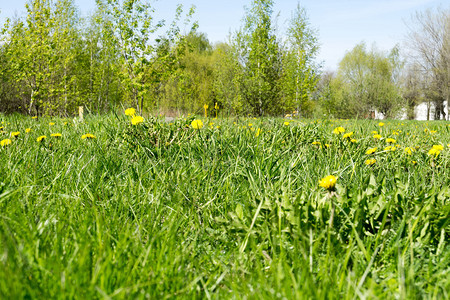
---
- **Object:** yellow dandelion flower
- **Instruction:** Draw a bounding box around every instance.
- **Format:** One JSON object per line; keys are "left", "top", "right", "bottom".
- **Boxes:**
{"left": 81, "top": 133, "right": 96, "bottom": 139}
{"left": 1, "top": 138, "right": 12, "bottom": 146}
{"left": 32, "top": 116, "right": 37, "bottom": 119}
{"left": 351, "top": 139, "right": 357, "bottom": 143}
{"left": 324, "top": 144, "right": 331, "bottom": 148}
{"left": 36, "top": 135, "right": 47, "bottom": 142}
{"left": 25, "top": 128, "right": 32, "bottom": 133}
{"left": 312, "top": 141, "right": 321, "bottom": 145}
{"left": 427, "top": 145, "right": 443, "bottom": 157}
{"left": 371, "top": 131, "right": 378, "bottom": 135}
{"left": 343, "top": 132, "right": 353, "bottom": 139}
{"left": 428, "top": 148, "right": 440, "bottom": 157}
{"left": 365, "top": 159, "right": 376, "bottom": 165}
{"left": 378, "top": 122, "right": 385, "bottom": 127}
{"left": 255, "top": 128, "right": 261, "bottom": 137}
{"left": 333, "top": 127, "right": 345, "bottom": 134}
{"left": 131, "top": 115, "right": 144, "bottom": 125}
{"left": 284, "top": 121, "right": 290, "bottom": 126}
{"left": 50, "top": 133, "right": 62, "bottom": 138}
{"left": 10, "top": 131, "right": 20, "bottom": 137}
{"left": 373, "top": 134, "right": 382, "bottom": 140}
{"left": 125, "top": 108, "right": 136, "bottom": 116}
{"left": 386, "top": 138, "right": 396, "bottom": 144}
{"left": 191, "top": 119, "right": 203, "bottom": 129}
{"left": 49, "top": 122, "right": 55, "bottom": 126}
{"left": 366, "top": 147, "right": 377, "bottom": 155}
{"left": 404, "top": 147, "right": 413, "bottom": 155}
{"left": 319, "top": 175, "right": 337, "bottom": 190}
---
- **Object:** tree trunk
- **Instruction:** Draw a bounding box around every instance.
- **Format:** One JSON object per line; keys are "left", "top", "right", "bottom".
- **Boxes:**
{"left": 29, "top": 89, "right": 35, "bottom": 115}
{"left": 446, "top": 93, "right": 450, "bottom": 121}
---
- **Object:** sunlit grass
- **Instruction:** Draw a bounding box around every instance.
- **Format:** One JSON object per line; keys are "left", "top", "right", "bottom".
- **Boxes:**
{"left": 0, "top": 113, "right": 449, "bottom": 298}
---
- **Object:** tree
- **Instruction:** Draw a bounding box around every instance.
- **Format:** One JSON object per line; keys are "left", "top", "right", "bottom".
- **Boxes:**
{"left": 1, "top": 0, "right": 84, "bottom": 116}
{"left": 405, "top": 7, "right": 450, "bottom": 120}
{"left": 331, "top": 43, "right": 403, "bottom": 119}
{"left": 235, "top": 0, "right": 282, "bottom": 116}
{"left": 97, "top": 0, "right": 198, "bottom": 114}
{"left": 160, "top": 31, "right": 215, "bottom": 114}
{"left": 314, "top": 70, "right": 335, "bottom": 117}
{"left": 79, "top": 7, "right": 126, "bottom": 113}
{"left": 3, "top": 0, "right": 54, "bottom": 116}
{"left": 0, "top": 18, "right": 25, "bottom": 113}
{"left": 402, "top": 63, "right": 424, "bottom": 119}
{"left": 281, "top": 4, "right": 320, "bottom": 117}
{"left": 97, "top": 0, "right": 164, "bottom": 113}
{"left": 51, "top": 0, "right": 82, "bottom": 115}
{"left": 212, "top": 42, "right": 244, "bottom": 116}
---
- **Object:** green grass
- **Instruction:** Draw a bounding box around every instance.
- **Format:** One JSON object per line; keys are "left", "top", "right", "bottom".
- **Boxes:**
{"left": 1, "top": 114, "right": 449, "bottom": 299}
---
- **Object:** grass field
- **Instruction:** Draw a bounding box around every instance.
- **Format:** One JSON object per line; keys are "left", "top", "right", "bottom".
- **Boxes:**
{"left": 1, "top": 112, "right": 449, "bottom": 299}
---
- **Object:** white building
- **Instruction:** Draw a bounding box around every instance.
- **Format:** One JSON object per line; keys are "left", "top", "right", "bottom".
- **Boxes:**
{"left": 374, "top": 101, "right": 448, "bottom": 120}
{"left": 414, "top": 101, "right": 448, "bottom": 120}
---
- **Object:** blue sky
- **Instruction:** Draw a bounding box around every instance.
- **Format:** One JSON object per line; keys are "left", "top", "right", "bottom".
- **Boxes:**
{"left": 1, "top": 0, "right": 447, "bottom": 70}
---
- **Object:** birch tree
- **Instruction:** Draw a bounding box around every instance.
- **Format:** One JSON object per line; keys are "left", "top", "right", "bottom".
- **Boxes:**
{"left": 236, "top": 0, "right": 282, "bottom": 116}
{"left": 281, "top": 4, "right": 320, "bottom": 117}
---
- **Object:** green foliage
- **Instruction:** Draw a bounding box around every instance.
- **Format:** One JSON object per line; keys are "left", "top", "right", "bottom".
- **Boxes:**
{"left": 5, "top": 0, "right": 445, "bottom": 120}
{"left": 324, "top": 43, "right": 404, "bottom": 119}
{"left": 0, "top": 0, "right": 83, "bottom": 115}
{"left": 97, "top": 0, "right": 164, "bottom": 112}
{"left": 80, "top": 8, "right": 122, "bottom": 113}
{"left": 236, "top": 0, "right": 283, "bottom": 116}
{"left": 0, "top": 1, "right": 324, "bottom": 118}
{"left": 212, "top": 43, "right": 245, "bottom": 116}
{"left": 159, "top": 31, "right": 216, "bottom": 115}
{"left": 281, "top": 4, "right": 320, "bottom": 117}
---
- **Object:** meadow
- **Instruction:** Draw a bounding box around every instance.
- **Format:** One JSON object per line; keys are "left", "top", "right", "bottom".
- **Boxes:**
{"left": 0, "top": 112, "right": 449, "bottom": 299}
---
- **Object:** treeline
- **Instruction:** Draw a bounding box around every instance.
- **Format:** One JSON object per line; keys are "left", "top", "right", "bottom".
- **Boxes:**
{"left": 0, "top": 0, "right": 319, "bottom": 117}
{"left": 0, "top": 0, "right": 449, "bottom": 119}
{"left": 318, "top": 7, "right": 449, "bottom": 120}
